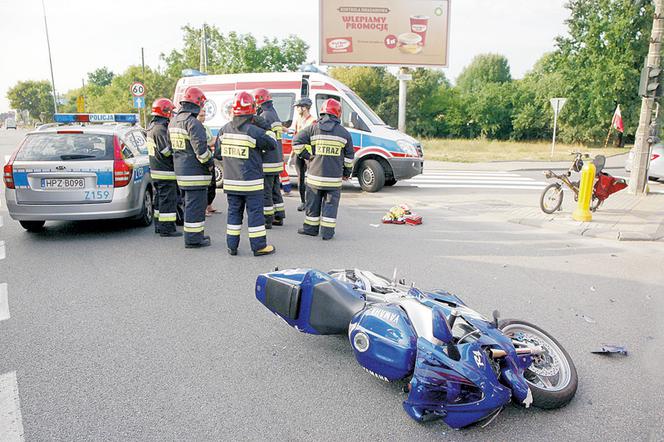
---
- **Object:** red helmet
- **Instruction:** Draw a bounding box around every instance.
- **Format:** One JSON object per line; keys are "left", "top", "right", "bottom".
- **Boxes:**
{"left": 252, "top": 88, "right": 272, "bottom": 106}
{"left": 180, "top": 86, "right": 207, "bottom": 107}
{"left": 151, "top": 98, "right": 174, "bottom": 118}
{"left": 319, "top": 98, "right": 342, "bottom": 118}
{"left": 232, "top": 91, "right": 256, "bottom": 116}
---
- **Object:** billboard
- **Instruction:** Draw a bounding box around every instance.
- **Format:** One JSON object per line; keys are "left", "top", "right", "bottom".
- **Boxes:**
{"left": 319, "top": 0, "right": 450, "bottom": 67}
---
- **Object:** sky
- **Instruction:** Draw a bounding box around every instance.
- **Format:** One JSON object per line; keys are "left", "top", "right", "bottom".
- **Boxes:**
{"left": 0, "top": 0, "right": 570, "bottom": 112}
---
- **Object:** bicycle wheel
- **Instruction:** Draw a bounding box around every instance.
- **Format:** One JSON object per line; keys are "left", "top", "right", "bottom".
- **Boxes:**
{"left": 540, "top": 183, "right": 564, "bottom": 214}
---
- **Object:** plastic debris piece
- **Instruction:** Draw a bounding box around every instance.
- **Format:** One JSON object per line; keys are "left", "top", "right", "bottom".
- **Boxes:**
{"left": 576, "top": 313, "right": 596, "bottom": 323}
{"left": 591, "top": 344, "right": 628, "bottom": 356}
{"left": 609, "top": 298, "right": 616, "bottom": 303}
{"left": 590, "top": 286, "right": 596, "bottom": 292}
{"left": 369, "top": 224, "right": 380, "bottom": 228}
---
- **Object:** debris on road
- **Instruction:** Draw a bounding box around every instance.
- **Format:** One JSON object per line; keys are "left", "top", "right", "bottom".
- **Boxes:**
{"left": 591, "top": 344, "right": 628, "bottom": 356}
{"left": 590, "top": 286, "right": 597, "bottom": 292}
{"left": 382, "top": 204, "right": 423, "bottom": 225}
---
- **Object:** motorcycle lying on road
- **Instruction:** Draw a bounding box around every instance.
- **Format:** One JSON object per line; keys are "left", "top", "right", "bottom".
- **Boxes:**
{"left": 540, "top": 152, "right": 627, "bottom": 214}
{"left": 256, "top": 268, "right": 578, "bottom": 429}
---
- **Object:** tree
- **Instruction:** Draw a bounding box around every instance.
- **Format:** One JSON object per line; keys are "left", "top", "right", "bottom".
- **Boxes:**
{"left": 551, "top": 0, "right": 653, "bottom": 143}
{"left": 328, "top": 66, "right": 398, "bottom": 126}
{"left": 87, "top": 67, "right": 114, "bottom": 87}
{"left": 6, "top": 80, "right": 54, "bottom": 120}
{"left": 161, "top": 25, "right": 309, "bottom": 78}
{"left": 456, "top": 54, "right": 512, "bottom": 92}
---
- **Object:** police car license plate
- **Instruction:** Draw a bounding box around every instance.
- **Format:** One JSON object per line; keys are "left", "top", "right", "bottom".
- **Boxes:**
{"left": 41, "top": 178, "right": 85, "bottom": 190}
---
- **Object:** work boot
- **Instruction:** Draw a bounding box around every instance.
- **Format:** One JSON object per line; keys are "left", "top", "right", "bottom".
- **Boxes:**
{"left": 322, "top": 235, "right": 334, "bottom": 241}
{"left": 227, "top": 248, "right": 238, "bottom": 256}
{"left": 160, "top": 230, "right": 183, "bottom": 238}
{"left": 297, "top": 203, "right": 305, "bottom": 212}
{"left": 265, "top": 222, "right": 273, "bottom": 230}
{"left": 297, "top": 228, "right": 318, "bottom": 237}
{"left": 272, "top": 218, "right": 283, "bottom": 226}
{"left": 253, "top": 244, "right": 276, "bottom": 256}
{"left": 185, "top": 236, "right": 211, "bottom": 249}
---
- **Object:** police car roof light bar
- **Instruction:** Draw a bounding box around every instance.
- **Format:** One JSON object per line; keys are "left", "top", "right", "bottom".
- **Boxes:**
{"left": 53, "top": 113, "right": 139, "bottom": 124}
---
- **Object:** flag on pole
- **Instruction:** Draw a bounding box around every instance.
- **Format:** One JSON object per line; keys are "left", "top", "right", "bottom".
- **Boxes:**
{"left": 612, "top": 105, "right": 624, "bottom": 133}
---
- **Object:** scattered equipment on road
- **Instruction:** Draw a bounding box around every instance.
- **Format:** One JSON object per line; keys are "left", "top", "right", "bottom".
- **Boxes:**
{"left": 256, "top": 268, "right": 578, "bottom": 429}
{"left": 382, "top": 203, "right": 422, "bottom": 225}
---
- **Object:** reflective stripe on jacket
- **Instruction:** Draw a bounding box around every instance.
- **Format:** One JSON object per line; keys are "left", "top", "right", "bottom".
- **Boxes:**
{"left": 169, "top": 103, "right": 212, "bottom": 189}
{"left": 147, "top": 117, "right": 175, "bottom": 179}
{"left": 219, "top": 116, "right": 278, "bottom": 194}
{"left": 257, "top": 102, "right": 283, "bottom": 175}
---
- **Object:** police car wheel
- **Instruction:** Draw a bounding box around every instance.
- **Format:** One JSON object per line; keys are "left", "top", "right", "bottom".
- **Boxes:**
{"left": 358, "top": 159, "right": 385, "bottom": 193}
{"left": 135, "top": 188, "right": 154, "bottom": 227}
{"left": 19, "top": 220, "right": 45, "bottom": 232}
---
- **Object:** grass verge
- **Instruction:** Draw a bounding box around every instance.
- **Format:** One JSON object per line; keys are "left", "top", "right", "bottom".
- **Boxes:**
{"left": 421, "top": 138, "right": 629, "bottom": 163}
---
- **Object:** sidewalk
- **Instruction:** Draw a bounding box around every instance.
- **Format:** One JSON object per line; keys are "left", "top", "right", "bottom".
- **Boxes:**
{"left": 507, "top": 191, "right": 664, "bottom": 241}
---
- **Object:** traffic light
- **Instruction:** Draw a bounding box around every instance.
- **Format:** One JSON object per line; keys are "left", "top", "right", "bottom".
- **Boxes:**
{"left": 639, "top": 65, "right": 662, "bottom": 97}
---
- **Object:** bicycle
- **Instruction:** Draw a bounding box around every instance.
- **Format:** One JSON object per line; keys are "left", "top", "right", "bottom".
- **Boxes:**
{"left": 539, "top": 152, "right": 602, "bottom": 214}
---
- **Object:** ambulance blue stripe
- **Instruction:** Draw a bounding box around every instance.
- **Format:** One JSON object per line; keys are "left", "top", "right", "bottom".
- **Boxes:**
{"left": 359, "top": 133, "right": 400, "bottom": 152}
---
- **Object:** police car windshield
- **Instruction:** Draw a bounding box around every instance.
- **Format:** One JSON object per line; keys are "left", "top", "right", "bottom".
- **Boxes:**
{"left": 344, "top": 90, "right": 385, "bottom": 126}
{"left": 16, "top": 133, "right": 114, "bottom": 161}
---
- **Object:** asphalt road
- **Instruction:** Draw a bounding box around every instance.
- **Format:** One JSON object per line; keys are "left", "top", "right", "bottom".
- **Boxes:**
{"left": 1, "top": 129, "right": 663, "bottom": 441}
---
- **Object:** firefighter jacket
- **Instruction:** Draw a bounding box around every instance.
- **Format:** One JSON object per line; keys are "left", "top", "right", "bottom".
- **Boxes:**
{"left": 146, "top": 116, "right": 175, "bottom": 181}
{"left": 168, "top": 102, "right": 213, "bottom": 190}
{"left": 257, "top": 101, "right": 283, "bottom": 175}
{"left": 293, "top": 115, "right": 355, "bottom": 190}
{"left": 219, "top": 115, "right": 278, "bottom": 195}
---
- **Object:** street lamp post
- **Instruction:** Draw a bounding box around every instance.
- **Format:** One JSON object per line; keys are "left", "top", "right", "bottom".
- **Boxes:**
{"left": 41, "top": 0, "right": 58, "bottom": 114}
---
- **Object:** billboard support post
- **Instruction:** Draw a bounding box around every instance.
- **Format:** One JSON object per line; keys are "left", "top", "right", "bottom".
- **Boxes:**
{"left": 398, "top": 67, "right": 411, "bottom": 133}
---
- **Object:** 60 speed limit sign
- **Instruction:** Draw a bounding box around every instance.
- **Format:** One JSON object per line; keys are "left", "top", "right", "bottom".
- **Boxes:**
{"left": 130, "top": 82, "right": 146, "bottom": 97}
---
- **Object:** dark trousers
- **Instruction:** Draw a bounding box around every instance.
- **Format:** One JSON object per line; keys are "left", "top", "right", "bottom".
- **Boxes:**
{"left": 302, "top": 186, "right": 341, "bottom": 239}
{"left": 207, "top": 163, "right": 217, "bottom": 205}
{"left": 154, "top": 180, "right": 178, "bottom": 234}
{"left": 296, "top": 157, "right": 307, "bottom": 204}
{"left": 263, "top": 174, "right": 285, "bottom": 225}
{"left": 183, "top": 188, "right": 207, "bottom": 245}
{"left": 226, "top": 192, "right": 267, "bottom": 252}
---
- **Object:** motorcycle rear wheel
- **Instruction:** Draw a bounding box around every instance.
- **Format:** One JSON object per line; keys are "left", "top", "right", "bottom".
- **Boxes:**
{"left": 499, "top": 320, "right": 578, "bottom": 409}
{"left": 540, "top": 183, "right": 564, "bottom": 214}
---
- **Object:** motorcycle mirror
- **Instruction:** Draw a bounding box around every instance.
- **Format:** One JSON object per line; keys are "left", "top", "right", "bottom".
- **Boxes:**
{"left": 432, "top": 306, "right": 454, "bottom": 344}
{"left": 492, "top": 310, "right": 500, "bottom": 328}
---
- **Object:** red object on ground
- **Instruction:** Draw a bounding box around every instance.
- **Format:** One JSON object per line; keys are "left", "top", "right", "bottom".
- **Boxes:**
{"left": 405, "top": 215, "right": 423, "bottom": 225}
{"left": 594, "top": 172, "right": 627, "bottom": 201}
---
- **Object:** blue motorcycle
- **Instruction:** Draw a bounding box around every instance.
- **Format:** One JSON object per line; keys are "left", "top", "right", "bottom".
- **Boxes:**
{"left": 256, "top": 268, "right": 578, "bottom": 429}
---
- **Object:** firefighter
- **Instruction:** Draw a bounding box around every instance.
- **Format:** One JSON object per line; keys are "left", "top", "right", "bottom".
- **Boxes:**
{"left": 169, "top": 86, "right": 213, "bottom": 248}
{"left": 147, "top": 98, "right": 181, "bottom": 237}
{"left": 289, "top": 97, "right": 316, "bottom": 211}
{"left": 293, "top": 98, "right": 354, "bottom": 240}
{"left": 253, "top": 88, "right": 285, "bottom": 228}
{"left": 219, "top": 91, "right": 277, "bottom": 256}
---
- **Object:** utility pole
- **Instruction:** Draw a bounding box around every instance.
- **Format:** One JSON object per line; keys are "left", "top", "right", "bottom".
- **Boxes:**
{"left": 200, "top": 24, "right": 209, "bottom": 73}
{"left": 630, "top": 0, "right": 664, "bottom": 195}
{"left": 41, "top": 0, "right": 58, "bottom": 114}
{"left": 397, "top": 67, "right": 411, "bottom": 133}
{"left": 141, "top": 47, "right": 147, "bottom": 128}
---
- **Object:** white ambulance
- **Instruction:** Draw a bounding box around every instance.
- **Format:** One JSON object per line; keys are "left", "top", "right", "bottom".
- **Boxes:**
{"left": 173, "top": 72, "right": 423, "bottom": 192}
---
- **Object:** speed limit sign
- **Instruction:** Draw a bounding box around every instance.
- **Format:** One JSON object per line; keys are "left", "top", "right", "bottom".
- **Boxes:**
{"left": 130, "top": 82, "right": 146, "bottom": 97}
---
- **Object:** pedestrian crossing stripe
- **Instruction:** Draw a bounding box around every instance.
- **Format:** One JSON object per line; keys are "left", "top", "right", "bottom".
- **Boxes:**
{"left": 349, "top": 171, "right": 547, "bottom": 190}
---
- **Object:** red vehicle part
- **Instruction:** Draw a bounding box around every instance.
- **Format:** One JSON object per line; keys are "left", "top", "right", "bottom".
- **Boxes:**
{"left": 593, "top": 172, "right": 627, "bottom": 201}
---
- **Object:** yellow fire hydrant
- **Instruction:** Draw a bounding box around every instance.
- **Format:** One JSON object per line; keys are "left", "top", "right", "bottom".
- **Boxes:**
{"left": 572, "top": 161, "right": 596, "bottom": 222}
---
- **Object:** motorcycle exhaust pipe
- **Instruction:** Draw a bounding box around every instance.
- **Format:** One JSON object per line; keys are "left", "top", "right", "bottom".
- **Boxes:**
{"left": 490, "top": 346, "right": 544, "bottom": 359}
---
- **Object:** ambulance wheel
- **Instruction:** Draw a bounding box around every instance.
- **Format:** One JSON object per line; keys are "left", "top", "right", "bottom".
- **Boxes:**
{"left": 214, "top": 163, "right": 223, "bottom": 188}
{"left": 358, "top": 159, "right": 385, "bottom": 192}
{"left": 20, "top": 221, "right": 45, "bottom": 232}
{"left": 385, "top": 177, "right": 397, "bottom": 186}
{"left": 135, "top": 187, "right": 154, "bottom": 227}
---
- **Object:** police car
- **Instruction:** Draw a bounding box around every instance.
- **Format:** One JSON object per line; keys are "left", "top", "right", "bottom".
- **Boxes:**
{"left": 3, "top": 113, "right": 154, "bottom": 232}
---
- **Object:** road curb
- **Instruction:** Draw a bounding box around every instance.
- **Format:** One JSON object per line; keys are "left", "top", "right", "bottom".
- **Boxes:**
{"left": 507, "top": 217, "right": 661, "bottom": 242}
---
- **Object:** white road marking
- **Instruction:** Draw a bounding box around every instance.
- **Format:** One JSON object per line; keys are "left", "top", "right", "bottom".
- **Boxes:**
{"left": 0, "top": 283, "right": 9, "bottom": 321}
{"left": 0, "top": 371, "right": 24, "bottom": 442}
{"left": 396, "top": 171, "right": 546, "bottom": 190}
{"left": 0, "top": 241, "right": 5, "bottom": 260}
{"left": 403, "top": 184, "right": 546, "bottom": 190}
{"left": 409, "top": 179, "right": 546, "bottom": 185}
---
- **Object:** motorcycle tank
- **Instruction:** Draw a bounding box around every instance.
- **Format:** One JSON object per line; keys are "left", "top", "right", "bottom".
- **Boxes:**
{"left": 349, "top": 304, "right": 418, "bottom": 381}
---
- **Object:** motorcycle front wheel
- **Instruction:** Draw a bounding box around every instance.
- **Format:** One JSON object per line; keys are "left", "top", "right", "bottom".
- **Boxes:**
{"left": 540, "top": 183, "right": 564, "bottom": 214}
{"left": 499, "top": 320, "right": 578, "bottom": 409}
